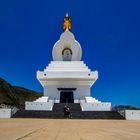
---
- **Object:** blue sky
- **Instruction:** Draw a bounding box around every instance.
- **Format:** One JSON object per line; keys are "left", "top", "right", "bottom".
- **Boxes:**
{"left": 0, "top": 0, "right": 140, "bottom": 107}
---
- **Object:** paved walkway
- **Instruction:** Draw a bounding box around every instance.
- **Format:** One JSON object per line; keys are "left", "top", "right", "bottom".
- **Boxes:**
{"left": 0, "top": 119, "right": 140, "bottom": 140}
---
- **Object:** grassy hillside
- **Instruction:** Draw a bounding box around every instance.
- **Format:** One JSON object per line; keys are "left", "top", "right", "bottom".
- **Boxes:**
{"left": 0, "top": 78, "right": 42, "bottom": 108}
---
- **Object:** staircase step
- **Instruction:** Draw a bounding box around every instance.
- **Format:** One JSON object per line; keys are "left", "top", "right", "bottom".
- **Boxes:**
{"left": 53, "top": 103, "right": 81, "bottom": 112}
{"left": 12, "top": 103, "right": 125, "bottom": 119}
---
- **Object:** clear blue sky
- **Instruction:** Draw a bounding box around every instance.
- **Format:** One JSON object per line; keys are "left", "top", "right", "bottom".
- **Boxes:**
{"left": 0, "top": 0, "right": 140, "bottom": 107}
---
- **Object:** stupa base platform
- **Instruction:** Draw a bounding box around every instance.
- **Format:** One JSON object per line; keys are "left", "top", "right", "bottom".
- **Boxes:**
{"left": 12, "top": 103, "right": 124, "bottom": 119}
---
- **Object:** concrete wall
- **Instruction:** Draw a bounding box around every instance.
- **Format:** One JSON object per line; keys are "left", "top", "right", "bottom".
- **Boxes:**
{"left": 44, "top": 85, "right": 90, "bottom": 100}
{"left": 0, "top": 109, "right": 11, "bottom": 118}
{"left": 74, "top": 85, "right": 90, "bottom": 99}
{"left": 80, "top": 100, "right": 111, "bottom": 111}
{"left": 25, "top": 100, "right": 54, "bottom": 111}
{"left": 125, "top": 110, "right": 140, "bottom": 120}
{"left": 0, "top": 108, "right": 18, "bottom": 118}
{"left": 44, "top": 86, "right": 59, "bottom": 99}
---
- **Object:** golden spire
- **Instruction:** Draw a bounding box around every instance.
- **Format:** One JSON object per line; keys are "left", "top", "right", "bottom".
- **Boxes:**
{"left": 63, "top": 13, "right": 72, "bottom": 31}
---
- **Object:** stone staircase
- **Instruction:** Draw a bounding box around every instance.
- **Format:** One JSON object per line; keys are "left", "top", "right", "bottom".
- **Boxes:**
{"left": 53, "top": 103, "right": 81, "bottom": 112}
{"left": 12, "top": 103, "right": 125, "bottom": 119}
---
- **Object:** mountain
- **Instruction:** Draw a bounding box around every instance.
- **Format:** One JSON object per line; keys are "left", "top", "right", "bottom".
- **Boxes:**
{"left": 0, "top": 78, "right": 42, "bottom": 108}
{"left": 112, "top": 105, "right": 140, "bottom": 111}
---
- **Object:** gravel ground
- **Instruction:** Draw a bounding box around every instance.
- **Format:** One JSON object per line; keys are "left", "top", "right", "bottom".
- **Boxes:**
{"left": 0, "top": 119, "right": 140, "bottom": 140}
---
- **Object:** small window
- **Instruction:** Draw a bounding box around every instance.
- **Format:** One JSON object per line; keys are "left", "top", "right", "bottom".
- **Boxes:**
{"left": 62, "top": 48, "right": 72, "bottom": 61}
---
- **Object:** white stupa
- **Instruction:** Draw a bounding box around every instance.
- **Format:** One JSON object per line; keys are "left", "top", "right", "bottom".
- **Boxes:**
{"left": 25, "top": 14, "right": 111, "bottom": 111}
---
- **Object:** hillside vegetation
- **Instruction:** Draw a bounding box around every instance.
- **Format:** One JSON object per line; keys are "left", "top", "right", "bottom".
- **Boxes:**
{"left": 0, "top": 78, "right": 42, "bottom": 108}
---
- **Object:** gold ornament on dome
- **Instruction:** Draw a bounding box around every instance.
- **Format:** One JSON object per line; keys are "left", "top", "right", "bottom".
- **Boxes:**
{"left": 63, "top": 13, "right": 72, "bottom": 31}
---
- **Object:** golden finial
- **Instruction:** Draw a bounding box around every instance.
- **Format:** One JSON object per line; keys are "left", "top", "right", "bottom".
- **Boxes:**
{"left": 63, "top": 13, "right": 72, "bottom": 31}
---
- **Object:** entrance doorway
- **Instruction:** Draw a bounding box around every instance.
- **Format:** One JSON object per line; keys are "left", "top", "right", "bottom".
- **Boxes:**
{"left": 60, "top": 91, "right": 74, "bottom": 103}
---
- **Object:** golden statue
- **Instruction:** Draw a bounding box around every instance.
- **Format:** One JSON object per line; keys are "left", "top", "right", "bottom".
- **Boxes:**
{"left": 63, "top": 13, "right": 72, "bottom": 31}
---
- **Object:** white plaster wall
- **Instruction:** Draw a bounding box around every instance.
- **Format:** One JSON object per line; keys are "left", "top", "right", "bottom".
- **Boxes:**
{"left": 80, "top": 100, "right": 111, "bottom": 111}
{"left": 44, "top": 85, "right": 90, "bottom": 100}
{"left": 25, "top": 100, "right": 54, "bottom": 111}
{"left": 125, "top": 110, "right": 140, "bottom": 120}
{"left": 74, "top": 85, "right": 90, "bottom": 99}
{"left": 44, "top": 85, "right": 60, "bottom": 99}
{"left": 0, "top": 109, "right": 11, "bottom": 118}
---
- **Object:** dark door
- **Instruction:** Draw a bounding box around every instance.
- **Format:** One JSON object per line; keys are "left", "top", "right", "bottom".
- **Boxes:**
{"left": 60, "top": 91, "right": 74, "bottom": 103}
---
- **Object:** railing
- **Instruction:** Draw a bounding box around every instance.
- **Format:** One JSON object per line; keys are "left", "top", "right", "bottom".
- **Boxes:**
{"left": 80, "top": 100, "right": 111, "bottom": 111}
{"left": 25, "top": 100, "right": 54, "bottom": 111}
